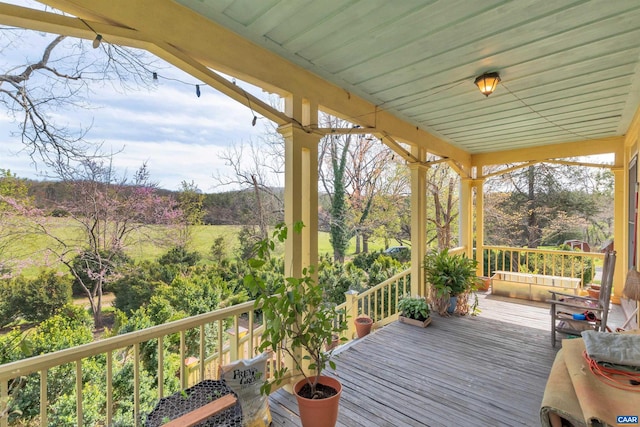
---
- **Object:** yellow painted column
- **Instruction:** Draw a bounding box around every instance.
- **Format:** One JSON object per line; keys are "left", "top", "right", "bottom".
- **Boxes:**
{"left": 279, "top": 123, "right": 319, "bottom": 277}
{"left": 277, "top": 96, "right": 320, "bottom": 392}
{"left": 410, "top": 147, "right": 427, "bottom": 297}
{"left": 460, "top": 178, "right": 473, "bottom": 258}
{"left": 612, "top": 166, "right": 626, "bottom": 304}
{"left": 474, "top": 179, "right": 485, "bottom": 277}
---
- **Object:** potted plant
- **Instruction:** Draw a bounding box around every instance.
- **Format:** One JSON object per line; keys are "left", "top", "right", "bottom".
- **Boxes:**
{"left": 424, "top": 249, "right": 480, "bottom": 316}
{"left": 397, "top": 295, "right": 431, "bottom": 327}
{"left": 244, "top": 222, "right": 348, "bottom": 427}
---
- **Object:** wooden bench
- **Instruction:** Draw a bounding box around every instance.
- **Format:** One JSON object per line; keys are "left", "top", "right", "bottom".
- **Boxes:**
{"left": 491, "top": 270, "right": 581, "bottom": 302}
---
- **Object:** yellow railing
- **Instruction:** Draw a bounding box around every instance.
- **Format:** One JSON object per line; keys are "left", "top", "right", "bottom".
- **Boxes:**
{"left": 337, "top": 268, "right": 412, "bottom": 338}
{"left": 0, "top": 300, "right": 281, "bottom": 427}
{"left": 0, "top": 268, "right": 414, "bottom": 427}
{"left": 483, "top": 245, "right": 605, "bottom": 286}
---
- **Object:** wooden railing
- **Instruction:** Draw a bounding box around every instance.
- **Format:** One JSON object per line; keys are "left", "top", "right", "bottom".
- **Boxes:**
{"left": 0, "top": 268, "right": 414, "bottom": 427}
{"left": 0, "top": 300, "right": 278, "bottom": 427}
{"left": 337, "top": 268, "right": 412, "bottom": 338}
{"left": 483, "top": 245, "right": 605, "bottom": 286}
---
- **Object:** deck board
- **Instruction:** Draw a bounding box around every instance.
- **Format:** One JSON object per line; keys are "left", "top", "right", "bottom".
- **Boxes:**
{"left": 268, "top": 292, "right": 626, "bottom": 427}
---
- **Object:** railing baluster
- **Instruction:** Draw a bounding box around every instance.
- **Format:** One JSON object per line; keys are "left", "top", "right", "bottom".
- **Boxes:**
{"left": 157, "top": 336, "right": 164, "bottom": 398}
{"left": 39, "top": 369, "right": 47, "bottom": 427}
{"left": 232, "top": 315, "right": 240, "bottom": 361}
{"left": 1, "top": 379, "right": 7, "bottom": 427}
{"left": 76, "top": 360, "right": 83, "bottom": 427}
{"left": 217, "top": 319, "right": 223, "bottom": 370}
{"left": 249, "top": 310, "right": 255, "bottom": 357}
{"left": 180, "top": 331, "right": 186, "bottom": 389}
{"left": 106, "top": 351, "right": 113, "bottom": 424}
{"left": 199, "top": 324, "right": 205, "bottom": 382}
{"left": 134, "top": 343, "right": 140, "bottom": 427}
{"left": 374, "top": 290, "right": 378, "bottom": 322}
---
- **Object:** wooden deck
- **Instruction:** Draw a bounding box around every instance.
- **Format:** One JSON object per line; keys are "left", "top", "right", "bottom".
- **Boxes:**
{"left": 268, "top": 293, "right": 627, "bottom": 427}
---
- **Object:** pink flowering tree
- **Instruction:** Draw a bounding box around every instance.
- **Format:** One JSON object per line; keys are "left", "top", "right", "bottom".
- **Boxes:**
{"left": 1, "top": 161, "right": 183, "bottom": 328}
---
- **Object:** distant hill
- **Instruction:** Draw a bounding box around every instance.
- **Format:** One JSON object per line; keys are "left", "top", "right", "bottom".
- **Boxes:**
{"left": 25, "top": 179, "right": 284, "bottom": 226}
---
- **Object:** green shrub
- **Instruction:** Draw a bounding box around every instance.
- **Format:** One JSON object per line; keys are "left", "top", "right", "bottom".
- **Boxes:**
{"left": 157, "top": 246, "right": 201, "bottom": 266}
{"left": 1, "top": 270, "right": 72, "bottom": 323}
{"left": 112, "top": 267, "right": 168, "bottom": 315}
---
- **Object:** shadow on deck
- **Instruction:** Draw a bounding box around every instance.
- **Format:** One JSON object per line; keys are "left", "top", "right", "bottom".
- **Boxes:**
{"left": 268, "top": 292, "right": 627, "bottom": 426}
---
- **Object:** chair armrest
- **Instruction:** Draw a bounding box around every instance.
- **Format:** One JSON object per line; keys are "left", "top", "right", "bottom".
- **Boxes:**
{"left": 548, "top": 291, "right": 596, "bottom": 302}
{"left": 550, "top": 300, "right": 603, "bottom": 312}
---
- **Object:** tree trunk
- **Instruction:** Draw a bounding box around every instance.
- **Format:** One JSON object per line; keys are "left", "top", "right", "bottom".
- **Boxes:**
{"left": 252, "top": 174, "right": 267, "bottom": 239}
{"left": 527, "top": 166, "right": 539, "bottom": 248}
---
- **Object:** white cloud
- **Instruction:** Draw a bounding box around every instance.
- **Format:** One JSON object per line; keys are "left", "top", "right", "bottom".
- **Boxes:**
{"left": 0, "top": 28, "right": 279, "bottom": 192}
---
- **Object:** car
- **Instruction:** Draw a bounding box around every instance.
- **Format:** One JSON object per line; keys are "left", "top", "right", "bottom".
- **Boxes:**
{"left": 384, "top": 246, "right": 409, "bottom": 255}
{"left": 383, "top": 246, "right": 410, "bottom": 261}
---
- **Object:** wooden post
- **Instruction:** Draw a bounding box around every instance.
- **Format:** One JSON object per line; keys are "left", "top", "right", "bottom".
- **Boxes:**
{"left": 410, "top": 147, "right": 427, "bottom": 297}
{"left": 345, "top": 290, "right": 359, "bottom": 340}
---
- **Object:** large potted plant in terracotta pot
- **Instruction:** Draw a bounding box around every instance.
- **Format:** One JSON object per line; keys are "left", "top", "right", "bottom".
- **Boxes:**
{"left": 245, "top": 222, "right": 348, "bottom": 427}
{"left": 424, "top": 249, "right": 480, "bottom": 316}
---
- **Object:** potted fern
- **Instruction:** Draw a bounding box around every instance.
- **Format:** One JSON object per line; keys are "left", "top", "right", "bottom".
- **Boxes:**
{"left": 398, "top": 295, "right": 431, "bottom": 327}
{"left": 244, "top": 222, "right": 348, "bottom": 427}
{"left": 424, "top": 249, "right": 480, "bottom": 316}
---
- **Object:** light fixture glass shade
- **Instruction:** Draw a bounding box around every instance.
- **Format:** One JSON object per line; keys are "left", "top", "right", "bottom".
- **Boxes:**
{"left": 474, "top": 72, "right": 501, "bottom": 97}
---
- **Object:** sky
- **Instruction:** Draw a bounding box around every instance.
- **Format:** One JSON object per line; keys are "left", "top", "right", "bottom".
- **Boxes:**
{"left": 0, "top": 14, "right": 273, "bottom": 192}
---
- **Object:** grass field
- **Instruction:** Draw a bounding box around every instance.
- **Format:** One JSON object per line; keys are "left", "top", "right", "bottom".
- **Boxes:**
{"left": 4, "top": 218, "right": 391, "bottom": 277}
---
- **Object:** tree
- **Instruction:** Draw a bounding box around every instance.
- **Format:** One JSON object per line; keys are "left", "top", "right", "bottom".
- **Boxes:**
{"left": 215, "top": 138, "right": 284, "bottom": 238}
{"left": 426, "top": 161, "right": 460, "bottom": 249}
{"left": 484, "top": 161, "right": 614, "bottom": 248}
{"left": 0, "top": 30, "right": 155, "bottom": 170}
{"left": 60, "top": 161, "right": 182, "bottom": 327}
{"left": 319, "top": 125, "right": 352, "bottom": 262}
{"left": 177, "top": 180, "right": 205, "bottom": 246}
{"left": 0, "top": 161, "right": 182, "bottom": 328}
{"left": 344, "top": 136, "right": 394, "bottom": 253}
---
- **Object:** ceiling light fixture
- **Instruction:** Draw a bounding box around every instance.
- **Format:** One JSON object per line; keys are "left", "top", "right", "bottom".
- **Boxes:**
{"left": 474, "top": 72, "right": 501, "bottom": 97}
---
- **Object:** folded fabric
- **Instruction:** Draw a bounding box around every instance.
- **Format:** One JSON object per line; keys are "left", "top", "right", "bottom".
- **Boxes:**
{"left": 581, "top": 330, "right": 640, "bottom": 367}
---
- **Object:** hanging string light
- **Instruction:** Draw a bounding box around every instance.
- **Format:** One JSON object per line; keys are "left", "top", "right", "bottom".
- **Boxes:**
{"left": 149, "top": 71, "right": 262, "bottom": 124}
{"left": 92, "top": 34, "right": 102, "bottom": 49}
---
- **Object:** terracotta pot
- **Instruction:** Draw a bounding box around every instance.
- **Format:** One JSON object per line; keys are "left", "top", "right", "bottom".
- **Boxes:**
{"left": 294, "top": 376, "right": 342, "bottom": 427}
{"left": 478, "top": 276, "right": 491, "bottom": 291}
{"left": 325, "top": 334, "right": 339, "bottom": 351}
{"left": 354, "top": 316, "right": 373, "bottom": 338}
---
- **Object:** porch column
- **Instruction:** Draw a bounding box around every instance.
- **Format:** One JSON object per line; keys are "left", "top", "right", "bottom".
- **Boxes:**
{"left": 410, "top": 147, "right": 427, "bottom": 297}
{"left": 473, "top": 179, "right": 485, "bottom": 277}
{"left": 612, "top": 166, "right": 626, "bottom": 304}
{"left": 278, "top": 97, "right": 320, "bottom": 391}
{"left": 278, "top": 97, "right": 320, "bottom": 278}
{"left": 460, "top": 178, "right": 473, "bottom": 258}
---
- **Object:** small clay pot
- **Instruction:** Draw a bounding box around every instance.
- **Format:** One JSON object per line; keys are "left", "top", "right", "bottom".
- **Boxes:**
{"left": 354, "top": 316, "right": 373, "bottom": 338}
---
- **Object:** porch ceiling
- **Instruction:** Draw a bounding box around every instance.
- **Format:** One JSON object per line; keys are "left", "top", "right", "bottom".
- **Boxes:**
{"left": 6, "top": 1, "right": 640, "bottom": 159}
{"left": 174, "top": 0, "right": 640, "bottom": 155}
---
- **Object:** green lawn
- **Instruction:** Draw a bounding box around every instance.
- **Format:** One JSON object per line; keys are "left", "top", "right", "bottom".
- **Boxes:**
{"left": 4, "top": 219, "right": 391, "bottom": 277}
